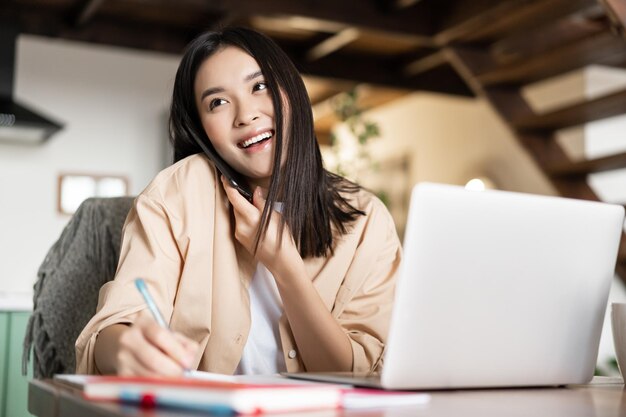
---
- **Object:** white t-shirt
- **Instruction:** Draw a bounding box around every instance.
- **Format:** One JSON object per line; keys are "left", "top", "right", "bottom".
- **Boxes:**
{"left": 235, "top": 263, "right": 287, "bottom": 374}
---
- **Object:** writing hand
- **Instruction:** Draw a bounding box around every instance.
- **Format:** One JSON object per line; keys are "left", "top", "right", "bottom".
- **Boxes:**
{"left": 115, "top": 311, "right": 198, "bottom": 377}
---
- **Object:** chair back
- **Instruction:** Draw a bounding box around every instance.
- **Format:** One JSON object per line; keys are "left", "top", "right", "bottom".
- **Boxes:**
{"left": 23, "top": 196, "right": 134, "bottom": 378}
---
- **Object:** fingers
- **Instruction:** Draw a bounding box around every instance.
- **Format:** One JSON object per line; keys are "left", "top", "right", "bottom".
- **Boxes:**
{"left": 118, "top": 337, "right": 179, "bottom": 377}
{"left": 221, "top": 176, "right": 291, "bottom": 262}
{"left": 116, "top": 312, "right": 199, "bottom": 377}
{"left": 221, "top": 176, "right": 255, "bottom": 215}
{"left": 221, "top": 176, "right": 260, "bottom": 245}
{"left": 252, "top": 186, "right": 267, "bottom": 211}
{"left": 174, "top": 332, "right": 200, "bottom": 359}
{"left": 131, "top": 334, "right": 186, "bottom": 376}
{"left": 142, "top": 321, "right": 197, "bottom": 369}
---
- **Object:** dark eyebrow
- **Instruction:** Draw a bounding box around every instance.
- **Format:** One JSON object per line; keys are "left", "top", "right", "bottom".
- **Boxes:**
{"left": 200, "top": 87, "right": 224, "bottom": 101}
{"left": 245, "top": 70, "right": 263, "bottom": 82}
{"left": 200, "top": 70, "right": 264, "bottom": 101}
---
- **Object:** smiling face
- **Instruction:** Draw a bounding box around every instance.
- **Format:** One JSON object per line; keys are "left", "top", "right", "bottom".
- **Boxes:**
{"left": 194, "top": 46, "right": 278, "bottom": 190}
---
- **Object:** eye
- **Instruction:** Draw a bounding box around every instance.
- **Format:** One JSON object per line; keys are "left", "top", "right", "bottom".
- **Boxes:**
{"left": 209, "top": 98, "right": 227, "bottom": 110}
{"left": 253, "top": 82, "right": 268, "bottom": 92}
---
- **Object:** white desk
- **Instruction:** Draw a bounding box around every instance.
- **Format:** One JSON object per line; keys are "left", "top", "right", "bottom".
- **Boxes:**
{"left": 29, "top": 377, "right": 626, "bottom": 417}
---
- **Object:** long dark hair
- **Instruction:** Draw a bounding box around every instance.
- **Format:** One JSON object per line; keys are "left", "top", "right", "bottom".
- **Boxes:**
{"left": 169, "top": 27, "right": 364, "bottom": 258}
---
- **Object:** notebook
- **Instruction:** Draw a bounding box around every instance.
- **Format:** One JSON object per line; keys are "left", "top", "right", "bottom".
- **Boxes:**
{"left": 53, "top": 374, "right": 342, "bottom": 414}
{"left": 53, "top": 373, "right": 430, "bottom": 412}
{"left": 286, "top": 182, "right": 625, "bottom": 390}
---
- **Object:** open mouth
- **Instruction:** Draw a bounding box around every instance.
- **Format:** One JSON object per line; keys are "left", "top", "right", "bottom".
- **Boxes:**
{"left": 238, "top": 131, "right": 274, "bottom": 149}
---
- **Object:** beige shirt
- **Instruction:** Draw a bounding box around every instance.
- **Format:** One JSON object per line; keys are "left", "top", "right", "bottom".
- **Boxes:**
{"left": 75, "top": 154, "right": 402, "bottom": 375}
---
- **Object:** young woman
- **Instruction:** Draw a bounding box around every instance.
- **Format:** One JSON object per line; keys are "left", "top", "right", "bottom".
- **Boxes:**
{"left": 76, "top": 27, "right": 401, "bottom": 376}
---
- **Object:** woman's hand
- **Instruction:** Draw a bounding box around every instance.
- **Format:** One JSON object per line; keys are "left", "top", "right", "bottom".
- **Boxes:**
{"left": 221, "top": 177, "right": 355, "bottom": 372}
{"left": 111, "top": 311, "right": 198, "bottom": 377}
{"left": 221, "top": 176, "right": 300, "bottom": 275}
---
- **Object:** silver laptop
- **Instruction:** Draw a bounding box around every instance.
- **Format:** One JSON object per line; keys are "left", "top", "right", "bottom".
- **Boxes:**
{"left": 286, "top": 182, "right": 625, "bottom": 390}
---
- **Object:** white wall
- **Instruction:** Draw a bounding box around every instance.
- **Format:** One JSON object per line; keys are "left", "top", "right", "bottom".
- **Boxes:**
{"left": 0, "top": 36, "right": 179, "bottom": 294}
{"left": 322, "top": 91, "right": 558, "bottom": 241}
{"left": 352, "top": 92, "right": 556, "bottom": 195}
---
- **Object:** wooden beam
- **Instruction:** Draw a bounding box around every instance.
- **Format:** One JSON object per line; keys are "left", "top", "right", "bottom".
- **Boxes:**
{"left": 444, "top": 46, "right": 499, "bottom": 97}
{"left": 373, "top": 0, "right": 424, "bottom": 11}
{"left": 0, "top": 5, "right": 471, "bottom": 94}
{"left": 406, "top": 64, "right": 473, "bottom": 96}
{"left": 229, "top": 0, "right": 434, "bottom": 36}
{"left": 443, "top": 46, "right": 495, "bottom": 76}
{"left": 403, "top": 52, "right": 447, "bottom": 77}
{"left": 490, "top": 9, "right": 607, "bottom": 64}
{"left": 394, "top": 0, "right": 423, "bottom": 8}
{"left": 478, "top": 32, "right": 626, "bottom": 87}
{"left": 599, "top": 0, "right": 626, "bottom": 37}
{"left": 306, "top": 28, "right": 360, "bottom": 61}
{"left": 75, "top": 0, "right": 106, "bottom": 27}
{"left": 82, "top": 0, "right": 227, "bottom": 30}
{"left": 547, "top": 151, "right": 626, "bottom": 176}
{"left": 434, "top": 0, "right": 599, "bottom": 45}
{"left": 280, "top": 40, "right": 473, "bottom": 95}
{"left": 0, "top": 7, "right": 193, "bottom": 54}
{"left": 512, "top": 89, "right": 626, "bottom": 132}
{"left": 515, "top": 134, "right": 601, "bottom": 201}
{"left": 434, "top": 0, "right": 521, "bottom": 43}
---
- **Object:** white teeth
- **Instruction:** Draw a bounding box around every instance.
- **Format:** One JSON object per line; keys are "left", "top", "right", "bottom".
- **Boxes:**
{"left": 241, "top": 131, "right": 272, "bottom": 148}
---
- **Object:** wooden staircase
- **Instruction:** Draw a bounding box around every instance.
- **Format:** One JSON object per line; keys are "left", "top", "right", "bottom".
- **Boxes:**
{"left": 436, "top": 0, "right": 626, "bottom": 281}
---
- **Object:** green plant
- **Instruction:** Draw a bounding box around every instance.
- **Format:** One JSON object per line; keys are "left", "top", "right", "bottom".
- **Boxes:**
{"left": 327, "top": 88, "right": 381, "bottom": 181}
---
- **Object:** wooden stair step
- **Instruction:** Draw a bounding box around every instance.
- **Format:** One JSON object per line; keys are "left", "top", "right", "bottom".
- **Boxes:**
{"left": 546, "top": 151, "right": 626, "bottom": 177}
{"left": 600, "top": 0, "right": 626, "bottom": 37}
{"left": 443, "top": 1, "right": 626, "bottom": 286}
{"left": 476, "top": 31, "right": 626, "bottom": 86}
{"left": 489, "top": 5, "right": 606, "bottom": 65}
{"left": 435, "top": 0, "right": 599, "bottom": 45}
{"left": 511, "top": 88, "right": 626, "bottom": 131}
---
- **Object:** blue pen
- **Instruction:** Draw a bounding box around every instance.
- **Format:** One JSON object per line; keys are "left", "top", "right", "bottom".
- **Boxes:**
{"left": 135, "top": 278, "right": 168, "bottom": 328}
{"left": 135, "top": 278, "right": 191, "bottom": 373}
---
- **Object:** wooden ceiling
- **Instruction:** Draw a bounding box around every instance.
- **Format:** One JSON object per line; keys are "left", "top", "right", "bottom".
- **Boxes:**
{"left": 0, "top": 1, "right": 573, "bottom": 96}
{"left": 1, "top": 0, "right": 625, "bottom": 141}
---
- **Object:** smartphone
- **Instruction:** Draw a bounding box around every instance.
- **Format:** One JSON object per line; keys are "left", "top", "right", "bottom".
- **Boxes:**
{"left": 191, "top": 135, "right": 253, "bottom": 202}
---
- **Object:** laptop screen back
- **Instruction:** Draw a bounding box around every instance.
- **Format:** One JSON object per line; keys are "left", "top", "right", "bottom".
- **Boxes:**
{"left": 382, "top": 183, "right": 624, "bottom": 389}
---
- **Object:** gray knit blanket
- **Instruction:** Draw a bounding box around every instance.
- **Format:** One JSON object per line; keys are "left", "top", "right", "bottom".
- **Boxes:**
{"left": 23, "top": 196, "right": 134, "bottom": 378}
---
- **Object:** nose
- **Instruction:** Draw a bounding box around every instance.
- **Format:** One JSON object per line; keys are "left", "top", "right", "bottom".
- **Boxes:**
{"left": 234, "top": 101, "right": 260, "bottom": 127}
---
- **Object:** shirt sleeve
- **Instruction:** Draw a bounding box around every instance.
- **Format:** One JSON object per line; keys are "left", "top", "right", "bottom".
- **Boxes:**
{"left": 74, "top": 192, "right": 183, "bottom": 374}
{"left": 332, "top": 197, "right": 402, "bottom": 373}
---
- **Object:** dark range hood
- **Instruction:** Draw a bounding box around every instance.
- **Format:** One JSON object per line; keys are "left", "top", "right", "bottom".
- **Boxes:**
{"left": 0, "top": 25, "right": 63, "bottom": 144}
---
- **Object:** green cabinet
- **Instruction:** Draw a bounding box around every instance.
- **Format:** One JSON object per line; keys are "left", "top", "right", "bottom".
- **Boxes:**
{"left": 0, "top": 312, "right": 32, "bottom": 417}
{"left": 0, "top": 314, "right": 8, "bottom": 417}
